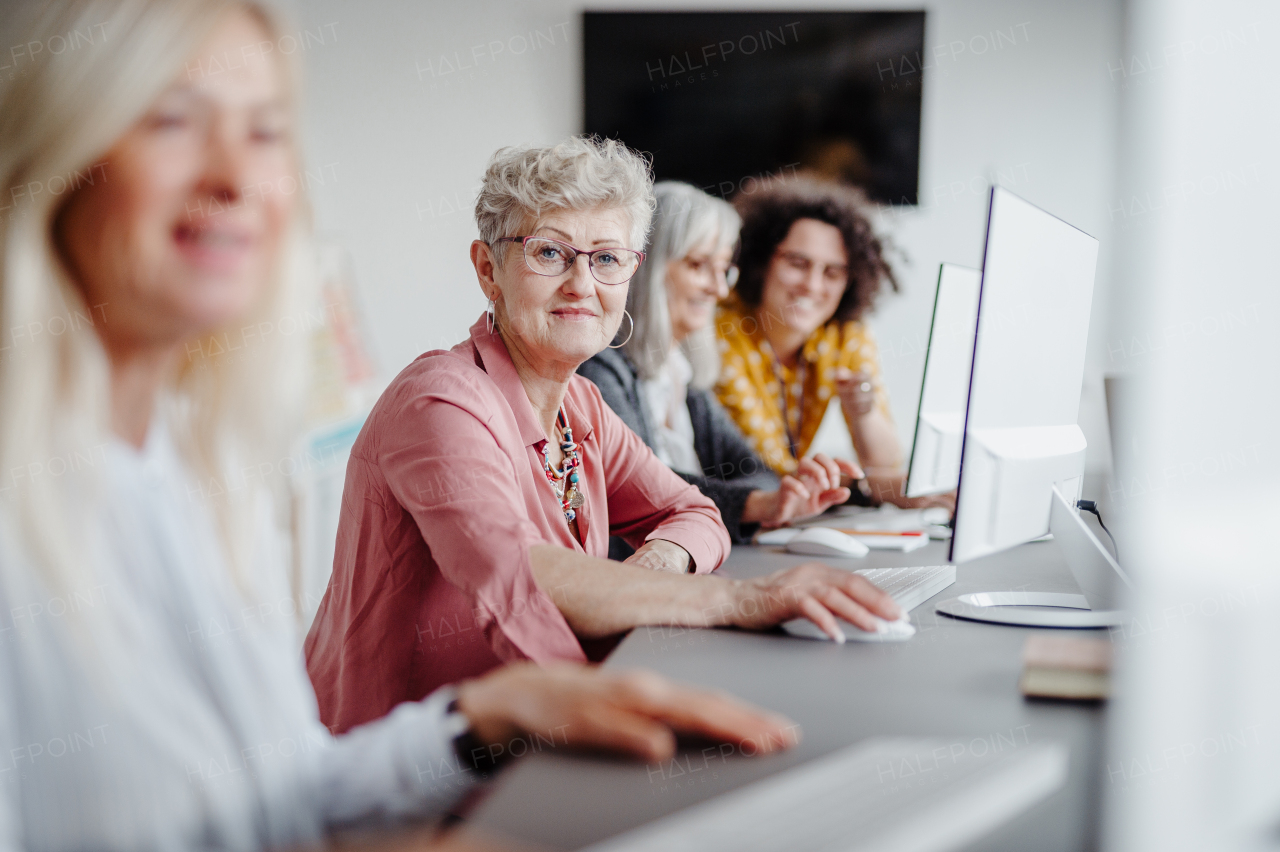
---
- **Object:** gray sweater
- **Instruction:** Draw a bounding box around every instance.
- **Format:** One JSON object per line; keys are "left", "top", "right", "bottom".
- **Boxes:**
{"left": 577, "top": 348, "right": 779, "bottom": 553}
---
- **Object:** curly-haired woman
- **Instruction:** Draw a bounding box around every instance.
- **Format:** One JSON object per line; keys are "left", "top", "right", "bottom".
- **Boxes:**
{"left": 715, "top": 176, "right": 951, "bottom": 510}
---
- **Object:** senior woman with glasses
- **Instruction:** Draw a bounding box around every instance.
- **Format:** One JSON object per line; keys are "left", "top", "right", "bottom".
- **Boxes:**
{"left": 305, "top": 140, "right": 904, "bottom": 734}
{"left": 578, "top": 182, "right": 860, "bottom": 556}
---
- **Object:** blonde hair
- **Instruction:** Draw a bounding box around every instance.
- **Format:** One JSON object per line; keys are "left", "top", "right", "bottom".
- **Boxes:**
{"left": 623, "top": 181, "right": 740, "bottom": 389}
{"left": 474, "top": 136, "right": 656, "bottom": 256}
{"left": 0, "top": 0, "right": 311, "bottom": 599}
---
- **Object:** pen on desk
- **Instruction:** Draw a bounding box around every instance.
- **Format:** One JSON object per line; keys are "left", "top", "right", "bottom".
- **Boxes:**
{"left": 836, "top": 529, "right": 926, "bottom": 537}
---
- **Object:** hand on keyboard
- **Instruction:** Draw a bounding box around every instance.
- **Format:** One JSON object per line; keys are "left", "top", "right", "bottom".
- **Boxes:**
{"left": 727, "top": 563, "right": 904, "bottom": 643}
{"left": 744, "top": 454, "right": 862, "bottom": 529}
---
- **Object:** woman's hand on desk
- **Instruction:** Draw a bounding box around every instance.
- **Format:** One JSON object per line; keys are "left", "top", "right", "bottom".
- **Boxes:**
{"left": 861, "top": 469, "right": 957, "bottom": 514}
{"left": 743, "top": 455, "right": 862, "bottom": 529}
{"left": 729, "top": 563, "right": 903, "bottom": 642}
{"left": 455, "top": 662, "right": 799, "bottom": 763}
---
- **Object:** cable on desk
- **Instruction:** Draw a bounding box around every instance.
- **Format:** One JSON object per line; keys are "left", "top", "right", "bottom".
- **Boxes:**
{"left": 1076, "top": 499, "right": 1119, "bottom": 563}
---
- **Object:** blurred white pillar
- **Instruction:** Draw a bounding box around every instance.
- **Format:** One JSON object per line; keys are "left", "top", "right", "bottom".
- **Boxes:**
{"left": 1104, "top": 1, "right": 1280, "bottom": 850}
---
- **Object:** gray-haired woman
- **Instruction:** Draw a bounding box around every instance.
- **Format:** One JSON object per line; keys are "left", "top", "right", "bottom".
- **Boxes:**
{"left": 578, "top": 182, "right": 862, "bottom": 554}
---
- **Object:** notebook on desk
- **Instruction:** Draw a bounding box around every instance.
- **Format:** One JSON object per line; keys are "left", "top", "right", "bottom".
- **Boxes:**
{"left": 758, "top": 527, "right": 930, "bottom": 552}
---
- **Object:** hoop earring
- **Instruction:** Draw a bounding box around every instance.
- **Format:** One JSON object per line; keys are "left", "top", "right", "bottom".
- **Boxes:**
{"left": 608, "top": 310, "right": 634, "bottom": 349}
{"left": 485, "top": 298, "right": 498, "bottom": 335}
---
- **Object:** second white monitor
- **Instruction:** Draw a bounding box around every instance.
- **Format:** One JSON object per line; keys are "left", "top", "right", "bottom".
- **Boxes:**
{"left": 905, "top": 263, "right": 981, "bottom": 498}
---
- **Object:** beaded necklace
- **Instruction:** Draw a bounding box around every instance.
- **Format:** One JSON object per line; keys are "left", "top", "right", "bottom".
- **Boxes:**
{"left": 541, "top": 409, "right": 583, "bottom": 523}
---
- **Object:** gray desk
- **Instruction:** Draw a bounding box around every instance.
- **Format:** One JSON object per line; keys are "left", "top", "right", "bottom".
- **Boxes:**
{"left": 468, "top": 537, "right": 1106, "bottom": 851}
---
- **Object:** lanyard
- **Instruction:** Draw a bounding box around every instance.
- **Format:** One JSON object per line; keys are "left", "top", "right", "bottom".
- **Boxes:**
{"left": 762, "top": 340, "right": 804, "bottom": 462}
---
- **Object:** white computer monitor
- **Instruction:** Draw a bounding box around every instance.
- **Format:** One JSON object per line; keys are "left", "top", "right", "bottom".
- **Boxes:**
{"left": 905, "top": 263, "right": 981, "bottom": 498}
{"left": 937, "top": 187, "right": 1131, "bottom": 628}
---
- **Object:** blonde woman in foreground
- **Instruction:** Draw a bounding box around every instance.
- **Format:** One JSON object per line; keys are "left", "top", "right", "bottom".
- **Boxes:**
{"left": 0, "top": 2, "right": 796, "bottom": 849}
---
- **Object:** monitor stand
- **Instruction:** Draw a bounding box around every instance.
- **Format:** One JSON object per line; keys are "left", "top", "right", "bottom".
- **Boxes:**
{"left": 934, "top": 487, "right": 1130, "bottom": 629}
{"left": 934, "top": 591, "right": 1123, "bottom": 628}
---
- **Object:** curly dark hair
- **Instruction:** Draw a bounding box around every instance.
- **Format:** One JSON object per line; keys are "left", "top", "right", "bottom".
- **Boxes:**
{"left": 733, "top": 175, "right": 898, "bottom": 324}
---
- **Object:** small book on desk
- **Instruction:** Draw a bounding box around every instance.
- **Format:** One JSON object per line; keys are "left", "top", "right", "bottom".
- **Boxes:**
{"left": 1019, "top": 634, "right": 1112, "bottom": 701}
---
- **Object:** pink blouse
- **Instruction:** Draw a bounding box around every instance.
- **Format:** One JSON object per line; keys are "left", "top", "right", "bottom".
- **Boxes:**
{"left": 305, "top": 316, "right": 730, "bottom": 733}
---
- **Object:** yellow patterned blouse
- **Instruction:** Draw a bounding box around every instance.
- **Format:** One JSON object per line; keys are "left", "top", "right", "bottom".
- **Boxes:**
{"left": 714, "top": 292, "right": 891, "bottom": 475}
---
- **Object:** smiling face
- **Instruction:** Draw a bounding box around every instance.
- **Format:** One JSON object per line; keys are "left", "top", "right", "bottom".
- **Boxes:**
{"left": 55, "top": 8, "right": 294, "bottom": 355}
{"left": 759, "top": 218, "right": 849, "bottom": 339}
{"left": 477, "top": 205, "right": 634, "bottom": 375}
{"left": 666, "top": 236, "right": 734, "bottom": 344}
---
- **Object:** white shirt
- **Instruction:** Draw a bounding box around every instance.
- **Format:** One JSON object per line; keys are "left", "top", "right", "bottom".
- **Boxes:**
{"left": 638, "top": 349, "right": 702, "bottom": 476}
{"left": 0, "top": 421, "right": 474, "bottom": 851}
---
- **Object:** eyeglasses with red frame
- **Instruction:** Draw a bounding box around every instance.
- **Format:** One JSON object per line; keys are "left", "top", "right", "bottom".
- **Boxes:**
{"left": 495, "top": 235, "right": 645, "bottom": 285}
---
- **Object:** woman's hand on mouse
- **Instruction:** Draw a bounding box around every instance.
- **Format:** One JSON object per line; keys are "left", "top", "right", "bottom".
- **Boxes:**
{"left": 725, "top": 562, "right": 903, "bottom": 642}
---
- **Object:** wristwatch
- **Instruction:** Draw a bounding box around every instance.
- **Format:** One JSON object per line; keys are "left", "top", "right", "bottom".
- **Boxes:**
{"left": 443, "top": 695, "right": 491, "bottom": 773}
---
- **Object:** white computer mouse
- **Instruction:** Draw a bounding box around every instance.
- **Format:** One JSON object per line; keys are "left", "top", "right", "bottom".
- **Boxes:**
{"left": 921, "top": 507, "right": 952, "bottom": 526}
{"left": 783, "top": 616, "right": 916, "bottom": 643}
{"left": 784, "top": 527, "right": 870, "bottom": 558}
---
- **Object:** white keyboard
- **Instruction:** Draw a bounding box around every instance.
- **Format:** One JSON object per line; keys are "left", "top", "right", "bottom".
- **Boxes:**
{"left": 584, "top": 737, "right": 1068, "bottom": 852}
{"left": 858, "top": 565, "right": 957, "bottom": 612}
{"left": 782, "top": 566, "right": 954, "bottom": 642}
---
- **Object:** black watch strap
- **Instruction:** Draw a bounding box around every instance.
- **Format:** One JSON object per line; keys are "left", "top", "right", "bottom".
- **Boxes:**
{"left": 447, "top": 698, "right": 498, "bottom": 773}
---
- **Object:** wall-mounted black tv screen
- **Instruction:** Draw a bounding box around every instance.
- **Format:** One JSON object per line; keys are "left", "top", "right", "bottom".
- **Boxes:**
{"left": 583, "top": 11, "right": 925, "bottom": 206}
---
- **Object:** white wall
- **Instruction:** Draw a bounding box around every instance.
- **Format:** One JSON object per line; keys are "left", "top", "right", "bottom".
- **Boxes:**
{"left": 293, "top": 0, "right": 1121, "bottom": 473}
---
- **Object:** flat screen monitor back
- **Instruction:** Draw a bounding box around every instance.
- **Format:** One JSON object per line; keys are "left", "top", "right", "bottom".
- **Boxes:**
{"left": 582, "top": 12, "right": 924, "bottom": 206}
{"left": 906, "top": 263, "right": 981, "bottom": 497}
{"left": 950, "top": 188, "right": 1099, "bottom": 565}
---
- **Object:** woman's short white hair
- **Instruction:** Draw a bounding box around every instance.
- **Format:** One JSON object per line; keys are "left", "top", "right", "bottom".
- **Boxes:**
{"left": 474, "top": 136, "right": 656, "bottom": 256}
{"left": 623, "top": 182, "right": 740, "bottom": 390}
